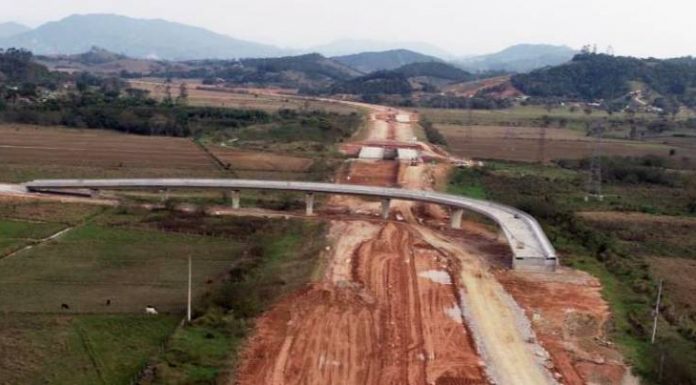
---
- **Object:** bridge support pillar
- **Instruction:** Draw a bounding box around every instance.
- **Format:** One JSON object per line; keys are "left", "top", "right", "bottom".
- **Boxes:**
{"left": 450, "top": 208, "right": 464, "bottom": 229}
{"left": 231, "top": 190, "right": 240, "bottom": 209}
{"left": 160, "top": 189, "right": 169, "bottom": 202}
{"left": 381, "top": 198, "right": 390, "bottom": 220}
{"left": 305, "top": 193, "right": 315, "bottom": 216}
{"left": 89, "top": 189, "right": 99, "bottom": 199}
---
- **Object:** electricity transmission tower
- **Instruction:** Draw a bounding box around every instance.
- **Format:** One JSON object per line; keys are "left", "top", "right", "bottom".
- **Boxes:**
{"left": 585, "top": 121, "right": 605, "bottom": 201}
{"left": 537, "top": 126, "right": 547, "bottom": 164}
{"left": 504, "top": 126, "right": 517, "bottom": 151}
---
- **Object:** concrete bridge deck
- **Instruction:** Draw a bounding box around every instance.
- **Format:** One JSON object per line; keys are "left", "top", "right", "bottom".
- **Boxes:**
{"left": 23, "top": 178, "right": 558, "bottom": 271}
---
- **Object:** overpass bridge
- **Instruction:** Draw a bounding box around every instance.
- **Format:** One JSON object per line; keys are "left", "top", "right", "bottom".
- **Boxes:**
{"left": 23, "top": 178, "right": 558, "bottom": 271}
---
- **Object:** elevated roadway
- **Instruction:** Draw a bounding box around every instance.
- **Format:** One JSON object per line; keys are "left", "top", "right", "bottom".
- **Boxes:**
{"left": 23, "top": 178, "right": 558, "bottom": 271}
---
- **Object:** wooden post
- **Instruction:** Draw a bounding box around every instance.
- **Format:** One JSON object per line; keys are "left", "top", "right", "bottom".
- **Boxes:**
{"left": 651, "top": 279, "right": 663, "bottom": 344}
{"left": 187, "top": 255, "right": 192, "bottom": 323}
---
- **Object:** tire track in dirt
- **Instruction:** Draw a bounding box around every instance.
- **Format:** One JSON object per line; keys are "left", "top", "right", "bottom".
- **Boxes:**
{"left": 235, "top": 220, "right": 488, "bottom": 385}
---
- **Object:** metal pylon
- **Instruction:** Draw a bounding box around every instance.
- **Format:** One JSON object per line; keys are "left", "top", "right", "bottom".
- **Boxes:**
{"left": 585, "top": 121, "right": 605, "bottom": 201}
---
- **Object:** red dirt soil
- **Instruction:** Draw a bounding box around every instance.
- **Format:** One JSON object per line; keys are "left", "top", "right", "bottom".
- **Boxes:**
{"left": 235, "top": 222, "right": 487, "bottom": 385}
{"left": 496, "top": 269, "right": 631, "bottom": 385}
{"left": 338, "top": 161, "right": 400, "bottom": 187}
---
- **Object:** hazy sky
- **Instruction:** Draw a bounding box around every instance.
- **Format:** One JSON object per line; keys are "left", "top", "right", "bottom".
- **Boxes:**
{"left": 2, "top": 0, "right": 693, "bottom": 58}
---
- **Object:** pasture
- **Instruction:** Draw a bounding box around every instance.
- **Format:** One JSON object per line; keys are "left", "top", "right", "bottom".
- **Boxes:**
{"left": 0, "top": 196, "right": 325, "bottom": 384}
{"left": 0, "top": 314, "right": 179, "bottom": 385}
{"left": 0, "top": 218, "right": 246, "bottom": 313}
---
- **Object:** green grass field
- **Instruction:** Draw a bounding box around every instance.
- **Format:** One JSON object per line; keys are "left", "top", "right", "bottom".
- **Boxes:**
{"left": 0, "top": 218, "right": 246, "bottom": 313}
{"left": 0, "top": 219, "right": 66, "bottom": 256}
{"left": 0, "top": 314, "right": 179, "bottom": 385}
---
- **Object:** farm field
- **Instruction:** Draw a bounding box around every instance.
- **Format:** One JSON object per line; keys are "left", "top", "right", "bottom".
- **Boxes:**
{"left": 0, "top": 124, "right": 224, "bottom": 182}
{"left": 129, "top": 79, "right": 363, "bottom": 114}
{"left": 417, "top": 105, "right": 695, "bottom": 127}
{"left": 207, "top": 145, "right": 314, "bottom": 173}
{"left": 438, "top": 123, "right": 692, "bottom": 163}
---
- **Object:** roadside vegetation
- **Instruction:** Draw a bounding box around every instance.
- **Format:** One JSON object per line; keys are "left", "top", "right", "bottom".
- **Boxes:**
{"left": 139, "top": 212, "right": 326, "bottom": 385}
{"left": 420, "top": 118, "right": 448, "bottom": 146}
{"left": 448, "top": 157, "right": 696, "bottom": 384}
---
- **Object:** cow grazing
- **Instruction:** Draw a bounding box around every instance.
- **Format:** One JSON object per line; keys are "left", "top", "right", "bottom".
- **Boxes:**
{"left": 145, "top": 306, "right": 158, "bottom": 315}
{"left": 105, "top": 299, "right": 111, "bottom": 306}
{"left": 61, "top": 303, "right": 70, "bottom": 310}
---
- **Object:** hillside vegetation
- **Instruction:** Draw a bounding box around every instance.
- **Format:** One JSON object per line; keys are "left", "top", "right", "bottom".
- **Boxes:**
{"left": 156, "top": 53, "right": 360, "bottom": 90}
{"left": 513, "top": 53, "right": 696, "bottom": 108}
{"left": 332, "top": 49, "right": 440, "bottom": 73}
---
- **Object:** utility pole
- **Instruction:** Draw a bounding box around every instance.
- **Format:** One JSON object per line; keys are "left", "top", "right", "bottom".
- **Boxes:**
{"left": 187, "top": 255, "right": 192, "bottom": 323}
{"left": 651, "top": 279, "right": 664, "bottom": 344}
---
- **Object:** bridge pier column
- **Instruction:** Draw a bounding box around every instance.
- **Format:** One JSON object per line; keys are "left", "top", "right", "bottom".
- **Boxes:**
{"left": 381, "top": 198, "right": 390, "bottom": 220}
{"left": 450, "top": 208, "right": 464, "bottom": 229}
{"left": 305, "top": 193, "right": 315, "bottom": 216}
{"left": 160, "top": 188, "right": 169, "bottom": 202}
{"left": 231, "top": 190, "right": 240, "bottom": 209}
{"left": 89, "top": 189, "right": 99, "bottom": 199}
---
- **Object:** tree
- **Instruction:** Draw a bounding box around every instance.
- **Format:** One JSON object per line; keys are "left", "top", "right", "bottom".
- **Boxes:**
{"left": 162, "top": 80, "right": 174, "bottom": 106}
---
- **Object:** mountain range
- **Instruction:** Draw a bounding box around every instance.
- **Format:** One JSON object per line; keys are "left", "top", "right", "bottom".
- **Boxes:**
{"left": 0, "top": 14, "right": 286, "bottom": 60}
{"left": 455, "top": 44, "right": 578, "bottom": 73}
{"left": 1, "top": 14, "right": 577, "bottom": 72}
{"left": 0, "top": 22, "right": 30, "bottom": 39}
{"left": 310, "top": 39, "right": 454, "bottom": 59}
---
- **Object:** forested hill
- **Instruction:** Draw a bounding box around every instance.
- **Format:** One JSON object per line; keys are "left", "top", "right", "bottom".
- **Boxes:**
{"left": 392, "top": 62, "right": 473, "bottom": 82}
{"left": 330, "top": 61, "right": 474, "bottom": 95}
{"left": 332, "top": 49, "right": 441, "bottom": 73}
{"left": 152, "top": 53, "right": 362, "bottom": 90}
{"left": 512, "top": 53, "right": 696, "bottom": 106}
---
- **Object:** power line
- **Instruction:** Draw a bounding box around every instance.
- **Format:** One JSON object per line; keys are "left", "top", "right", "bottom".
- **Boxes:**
{"left": 537, "top": 126, "right": 547, "bottom": 164}
{"left": 585, "top": 120, "right": 605, "bottom": 201}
